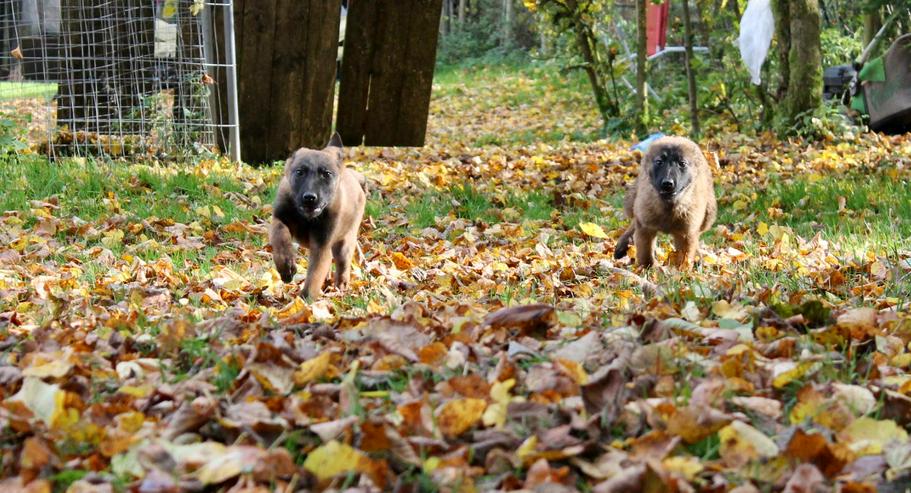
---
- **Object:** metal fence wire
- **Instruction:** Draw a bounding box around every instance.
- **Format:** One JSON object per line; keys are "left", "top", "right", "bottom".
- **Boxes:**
{"left": 0, "top": 0, "right": 237, "bottom": 159}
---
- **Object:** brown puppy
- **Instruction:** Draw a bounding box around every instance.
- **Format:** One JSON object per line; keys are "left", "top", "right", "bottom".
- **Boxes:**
{"left": 270, "top": 133, "right": 367, "bottom": 298}
{"left": 614, "top": 136, "right": 716, "bottom": 269}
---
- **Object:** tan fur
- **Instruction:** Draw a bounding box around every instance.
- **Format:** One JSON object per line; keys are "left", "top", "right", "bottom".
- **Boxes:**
{"left": 270, "top": 144, "right": 367, "bottom": 298}
{"left": 614, "top": 136, "right": 717, "bottom": 269}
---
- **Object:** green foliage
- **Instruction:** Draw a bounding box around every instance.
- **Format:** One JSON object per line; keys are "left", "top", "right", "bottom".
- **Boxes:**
{"left": 821, "top": 27, "right": 862, "bottom": 67}
{"left": 437, "top": 0, "right": 536, "bottom": 65}
{"left": 0, "top": 114, "right": 28, "bottom": 155}
{"left": 782, "top": 102, "right": 860, "bottom": 140}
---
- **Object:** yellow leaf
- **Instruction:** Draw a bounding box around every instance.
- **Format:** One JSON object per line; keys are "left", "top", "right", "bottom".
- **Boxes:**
{"left": 391, "top": 252, "right": 414, "bottom": 270}
{"left": 482, "top": 378, "right": 515, "bottom": 428}
{"left": 303, "top": 440, "right": 368, "bottom": 481}
{"left": 195, "top": 446, "right": 262, "bottom": 485}
{"left": 757, "top": 221, "right": 769, "bottom": 236}
{"left": 423, "top": 456, "right": 441, "bottom": 474}
{"left": 579, "top": 222, "right": 608, "bottom": 239}
{"left": 772, "top": 361, "right": 821, "bottom": 388}
{"left": 294, "top": 352, "right": 331, "bottom": 386}
{"left": 275, "top": 297, "right": 311, "bottom": 322}
{"left": 555, "top": 358, "right": 588, "bottom": 385}
{"left": 839, "top": 417, "right": 908, "bottom": 455}
{"left": 22, "top": 351, "right": 74, "bottom": 378}
{"left": 712, "top": 300, "right": 750, "bottom": 321}
{"left": 516, "top": 435, "right": 538, "bottom": 463}
{"left": 5, "top": 377, "right": 66, "bottom": 428}
{"left": 437, "top": 398, "right": 487, "bottom": 437}
{"left": 663, "top": 455, "right": 704, "bottom": 480}
{"left": 101, "top": 229, "right": 125, "bottom": 249}
{"left": 718, "top": 421, "right": 779, "bottom": 466}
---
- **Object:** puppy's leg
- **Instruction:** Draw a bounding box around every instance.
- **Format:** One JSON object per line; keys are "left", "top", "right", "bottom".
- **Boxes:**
{"left": 270, "top": 219, "right": 296, "bottom": 283}
{"left": 614, "top": 225, "right": 635, "bottom": 260}
{"left": 634, "top": 225, "right": 657, "bottom": 268}
{"left": 303, "top": 241, "right": 333, "bottom": 299}
{"left": 332, "top": 237, "right": 355, "bottom": 291}
{"left": 672, "top": 231, "right": 699, "bottom": 269}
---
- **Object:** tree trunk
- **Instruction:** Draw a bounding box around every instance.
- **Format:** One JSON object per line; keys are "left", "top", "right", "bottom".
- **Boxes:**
{"left": 771, "top": 0, "right": 790, "bottom": 101}
{"left": 863, "top": 9, "right": 882, "bottom": 47}
{"left": 458, "top": 0, "right": 465, "bottom": 28}
{"left": 502, "top": 0, "right": 513, "bottom": 47}
{"left": 784, "top": 0, "right": 822, "bottom": 120}
{"left": 682, "top": 0, "right": 701, "bottom": 138}
{"left": 635, "top": 0, "right": 648, "bottom": 135}
{"left": 726, "top": 0, "right": 741, "bottom": 18}
{"left": 441, "top": 0, "right": 451, "bottom": 35}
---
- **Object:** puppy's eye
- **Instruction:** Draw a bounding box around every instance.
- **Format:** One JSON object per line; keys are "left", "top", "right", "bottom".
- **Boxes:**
{"left": 294, "top": 168, "right": 305, "bottom": 177}
{"left": 679, "top": 161, "right": 688, "bottom": 168}
{"left": 320, "top": 169, "right": 333, "bottom": 178}
{"left": 654, "top": 159, "right": 663, "bottom": 166}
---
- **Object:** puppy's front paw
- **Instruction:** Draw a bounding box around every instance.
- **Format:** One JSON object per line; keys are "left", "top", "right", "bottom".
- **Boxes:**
{"left": 335, "top": 278, "right": 349, "bottom": 292}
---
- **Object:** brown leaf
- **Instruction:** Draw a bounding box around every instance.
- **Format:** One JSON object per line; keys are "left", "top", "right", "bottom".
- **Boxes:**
{"left": 371, "top": 318, "right": 432, "bottom": 361}
{"left": 484, "top": 304, "right": 556, "bottom": 337}
{"left": 20, "top": 436, "right": 54, "bottom": 471}
{"left": 782, "top": 463, "right": 825, "bottom": 493}
{"left": 447, "top": 374, "right": 491, "bottom": 399}
{"left": 581, "top": 359, "right": 629, "bottom": 420}
{"left": 437, "top": 398, "right": 487, "bottom": 438}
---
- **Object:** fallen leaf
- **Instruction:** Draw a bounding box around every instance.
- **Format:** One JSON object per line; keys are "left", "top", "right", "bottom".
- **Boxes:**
{"left": 579, "top": 222, "right": 609, "bottom": 239}
{"left": 436, "top": 398, "right": 486, "bottom": 437}
{"left": 293, "top": 352, "right": 332, "bottom": 386}
{"left": 303, "top": 440, "right": 369, "bottom": 481}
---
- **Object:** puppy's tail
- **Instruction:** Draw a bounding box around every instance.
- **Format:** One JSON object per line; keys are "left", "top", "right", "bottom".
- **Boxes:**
{"left": 614, "top": 225, "right": 635, "bottom": 260}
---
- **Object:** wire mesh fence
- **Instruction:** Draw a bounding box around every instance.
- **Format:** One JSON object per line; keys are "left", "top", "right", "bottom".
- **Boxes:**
{"left": 0, "top": 0, "right": 236, "bottom": 159}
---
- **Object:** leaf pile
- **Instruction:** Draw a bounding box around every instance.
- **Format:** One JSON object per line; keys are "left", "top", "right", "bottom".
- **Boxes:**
{"left": 2, "top": 67, "right": 911, "bottom": 491}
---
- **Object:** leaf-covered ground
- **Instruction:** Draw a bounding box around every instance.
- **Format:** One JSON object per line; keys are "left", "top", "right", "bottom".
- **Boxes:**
{"left": 3, "top": 64, "right": 911, "bottom": 492}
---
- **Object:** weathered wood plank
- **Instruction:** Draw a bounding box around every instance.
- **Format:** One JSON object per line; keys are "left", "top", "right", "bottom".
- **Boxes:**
{"left": 337, "top": 0, "right": 443, "bottom": 147}
{"left": 237, "top": 0, "right": 277, "bottom": 162}
{"left": 362, "top": 1, "right": 407, "bottom": 146}
{"left": 394, "top": 0, "right": 443, "bottom": 145}
{"left": 299, "top": 0, "right": 341, "bottom": 150}
{"left": 336, "top": 0, "right": 377, "bottom": 146}
{"left": 268, "top": 0, "right": 309, "bottom": 157}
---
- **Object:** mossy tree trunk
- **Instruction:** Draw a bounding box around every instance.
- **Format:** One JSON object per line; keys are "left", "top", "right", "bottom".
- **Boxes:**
{"left": 785, "top": 0, "right": 822, "bottom": 120}
{"left": 771, "top": 0, "right": 822, "bottom": 125}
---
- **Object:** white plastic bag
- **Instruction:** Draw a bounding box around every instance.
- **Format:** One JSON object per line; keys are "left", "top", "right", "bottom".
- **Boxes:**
{"left": 738, "top": 0, "right": 775, "bottom": 85}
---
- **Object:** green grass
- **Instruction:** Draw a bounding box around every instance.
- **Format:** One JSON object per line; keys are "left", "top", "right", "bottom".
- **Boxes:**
{"left": 0, "top": 81, "right": 57, "bottom": 101}
{"left": 431, "top": 63, "right": 602, "bottom": 146}
{"left": 717, "top": 172, "right": 911, "bottom": 254}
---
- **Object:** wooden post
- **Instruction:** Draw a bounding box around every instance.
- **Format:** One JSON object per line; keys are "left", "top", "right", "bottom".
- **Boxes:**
{"left": 336, "top": 0, "right": 444, "bottom": 147}
{"left": 222, "top": 0, "right": 241, "bottom": 162}
{"left": 234, "top": 0, "right": 341, "bottom": 163}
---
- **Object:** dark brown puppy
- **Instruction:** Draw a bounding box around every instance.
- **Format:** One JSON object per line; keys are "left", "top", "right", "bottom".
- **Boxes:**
{"left": 270, "top": 133, "right": 367, "bottom": 298}
{"left": 614, "top": 136, "right": 716, "bottom": 269}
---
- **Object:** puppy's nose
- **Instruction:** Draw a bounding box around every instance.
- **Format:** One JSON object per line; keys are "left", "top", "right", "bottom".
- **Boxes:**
{"left": 660, "top": 180, "right": 675, "bottom": 192}
{"left": 302, "top": 193, "right": 317, "bottom": 205}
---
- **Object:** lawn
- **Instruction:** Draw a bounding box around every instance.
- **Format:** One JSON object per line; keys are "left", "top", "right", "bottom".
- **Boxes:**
{"left": 1, "top": 63, "right": 911, "bottom": 491}
{"left": 0, "top": 81, "right": 57, "bottom": 101}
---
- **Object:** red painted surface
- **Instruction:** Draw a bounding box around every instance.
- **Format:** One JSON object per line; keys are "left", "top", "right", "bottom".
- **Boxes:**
{"left": 646, "top": 1, "right": 670, "bottom": 56}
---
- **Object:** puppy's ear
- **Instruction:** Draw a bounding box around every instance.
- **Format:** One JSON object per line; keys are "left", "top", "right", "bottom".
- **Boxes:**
{"left": 325, "top": 132, "right": 344, "bottom": 163}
